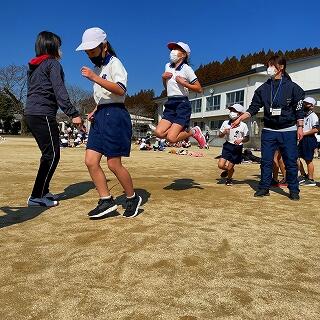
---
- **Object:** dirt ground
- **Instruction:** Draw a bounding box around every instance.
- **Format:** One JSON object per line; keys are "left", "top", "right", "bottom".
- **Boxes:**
{"left": 0, "top": 137, "right": 319, "bottom": 320}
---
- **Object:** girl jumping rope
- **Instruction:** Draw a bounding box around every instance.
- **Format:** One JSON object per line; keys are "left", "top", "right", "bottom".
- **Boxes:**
{"left": 155, "top": 42, "right": 206, "bottom": 148}
{"left": 76, "top": 27, "right": 142, "bottom": 218}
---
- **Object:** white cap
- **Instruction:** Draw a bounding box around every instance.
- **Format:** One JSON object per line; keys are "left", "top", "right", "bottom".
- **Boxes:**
{"left": 228, "top": 103, "right": 245, "bottom": 113}
{"left": 167, "top": 42, "right": 191, "bottom": 56}
{"left": 76, "top": 27, "right": 107, "bottom": 51}
{"left": 303, "top": 97, "right": 316, "bottom": 106}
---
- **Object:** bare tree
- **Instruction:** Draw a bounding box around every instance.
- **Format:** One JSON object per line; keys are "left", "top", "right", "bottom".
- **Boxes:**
{"left": 66, "top": 84, "right": 94, "bottom": 116}
{"left": 0, "top": 64, "right": 28, "bottom": 115}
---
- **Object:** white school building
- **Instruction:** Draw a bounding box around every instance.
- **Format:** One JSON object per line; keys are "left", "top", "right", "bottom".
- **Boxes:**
{"left": 154, "top": 54, "right": 320, "bottom": 147}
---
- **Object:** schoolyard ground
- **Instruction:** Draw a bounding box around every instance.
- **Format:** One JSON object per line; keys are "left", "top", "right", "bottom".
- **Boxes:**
{"left": 0, "top": 137, "right": 319, "bottom": 320}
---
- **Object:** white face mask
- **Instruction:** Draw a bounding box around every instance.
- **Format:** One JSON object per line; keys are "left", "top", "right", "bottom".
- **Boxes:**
{"left": 170, "top": 50, "right": 180, "bottom": 63}
{"left": 229, "top": 112, "right": 239, "bottom": 120}
{"left": 267, "top": 66, "right": 277, "bottom": 78}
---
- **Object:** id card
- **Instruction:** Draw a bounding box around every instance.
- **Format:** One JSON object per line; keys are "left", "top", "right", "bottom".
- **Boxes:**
{"left": 271, "top": 108, "right": 281, "bottom": 116}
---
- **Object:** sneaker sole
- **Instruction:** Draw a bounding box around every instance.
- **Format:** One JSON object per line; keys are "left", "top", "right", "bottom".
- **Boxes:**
{"left": 88, "top": 205, "right": 118, "bottom": 218}
{"left": 303, "top": 184, "right": 316, "bottom": 187}
{"left": 27, "top": 200, "right": 59, "bottom": 207}
{"left": 124, "top": 196, "right": 142, "bottom": 219}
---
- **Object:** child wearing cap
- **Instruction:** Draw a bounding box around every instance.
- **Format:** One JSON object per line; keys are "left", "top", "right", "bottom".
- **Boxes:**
{"left": 218, "top": 104, "right": 249, "bottom": 186}
{"left": 155, "top": 42, "right": 207, "bottom": 148}
{"left": 76, "top": 27, "right": 142, "bottom": 218}
{"left": 297, "top": 97, "right": 319, "bottom": 186}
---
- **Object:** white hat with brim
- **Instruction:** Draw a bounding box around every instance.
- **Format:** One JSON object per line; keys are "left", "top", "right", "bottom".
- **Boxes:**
{"left": 76, "top": 27, "right": 107, "bottom": 51}
{"left": 228, "top": 103, "right": 245, "bottom": 113}
{"left": 303, "top": 97, "right": 316, "bottom": 106}
{"left": 167, "top": 41, "right": 191, "bottom": 56}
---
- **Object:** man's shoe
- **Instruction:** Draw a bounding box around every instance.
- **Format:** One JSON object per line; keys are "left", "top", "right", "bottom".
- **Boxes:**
{"left": 289, "top": 192, "right": 300, "bottom": 201}
{"left": 254, "top": 189, "right": 270, "bottom": 197}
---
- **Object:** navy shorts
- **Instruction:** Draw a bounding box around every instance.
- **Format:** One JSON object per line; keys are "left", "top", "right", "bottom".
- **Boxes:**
{"left": 162, "top": 97, "right": 191, "bottom": 129}
{"left": 221, "top": 141, "right": 243, "bottom": 164}
{"left": 298, "top": 135, "right": 317, "bottom": 161}
{"left": 86, "top": 103, "right": 132, "bottom": 157}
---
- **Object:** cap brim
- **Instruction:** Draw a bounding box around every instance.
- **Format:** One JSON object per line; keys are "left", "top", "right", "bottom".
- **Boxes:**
{"left": 167, "top": 42, "right": 179, "bottom": 50}
{"left": 76, "top": 40, "right": 101, "bottom": 51}
{"left": 167, "top": 42, "right": 190, "bottom": 56}
{"left": 228, "top": 106, "right": 244, "bottom": 112}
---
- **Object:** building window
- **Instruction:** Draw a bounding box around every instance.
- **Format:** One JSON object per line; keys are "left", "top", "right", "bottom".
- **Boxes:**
{"left": 206, "top": 95, "right": 221, "bottom": 111}
{"left": 226, "top": 90, "right": 244, "bottom": 108}
{"left": 191, "top": 98, "right": 202, "bottom": 113}
{"left": 210, "top": 120, "right": 224, "bottom": 130}
{"left": 193, "top": 121, "right": 205, "bottom": 130}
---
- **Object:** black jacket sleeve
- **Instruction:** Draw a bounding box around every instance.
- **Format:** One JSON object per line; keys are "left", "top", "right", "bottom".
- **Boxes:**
{"left": 49, "top": 60, "right": 80, "bottom": 118}
{"left": 292, "top": 83, "right": 305, "bottom": 121}
{"left": 246, "top": 86, "right": 263, "bottom": 117}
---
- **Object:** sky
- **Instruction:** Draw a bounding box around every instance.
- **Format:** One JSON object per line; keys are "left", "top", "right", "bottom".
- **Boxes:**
{"left": 1, "top": 0, "right": 319, "bottom": 96}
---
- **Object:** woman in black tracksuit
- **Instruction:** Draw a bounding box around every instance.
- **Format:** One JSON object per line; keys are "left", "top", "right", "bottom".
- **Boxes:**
{"left": 232, "top": 55, "right": 305, "bottom": 200}
{"left": 24, "top": 31, "right": 82, "bottom": 207}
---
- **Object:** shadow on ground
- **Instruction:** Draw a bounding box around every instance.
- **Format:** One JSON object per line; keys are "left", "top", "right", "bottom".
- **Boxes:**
{"left": 0, "top": 181, "right": 95, "bottom": 228}
{"left": 163, "top": 179, "right": 204, "bottom": 191}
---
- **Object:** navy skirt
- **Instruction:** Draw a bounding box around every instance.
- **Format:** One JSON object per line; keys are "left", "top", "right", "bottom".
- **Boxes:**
{"left": 298, "top": 135, "right": 317, "bottom": 161}
{"left": 162, "top": 96, "right": 191, "bottom": 130}
{"left": 221, "top": 141, "right": 243, "bottom": 164}
{"left": 86, "top": 103, "right": 132, "bottom": 157}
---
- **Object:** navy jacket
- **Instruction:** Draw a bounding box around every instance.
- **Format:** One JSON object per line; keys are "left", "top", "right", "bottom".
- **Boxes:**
{"left": 247, "top": 75, "right": 305, "bottom": 130}
{"left": 24, "top": 56, "right": 79, "bottom": 118}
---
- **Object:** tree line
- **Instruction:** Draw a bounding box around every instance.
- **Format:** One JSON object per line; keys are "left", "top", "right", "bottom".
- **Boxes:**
{"left": 0, "top": 47, "right": 319, "bottom": 134}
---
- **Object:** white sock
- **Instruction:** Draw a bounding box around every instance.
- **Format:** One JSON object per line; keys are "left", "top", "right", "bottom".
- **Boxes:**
{"left": 101, "top": 195, "right": 112, "bottom": 200}
{"left": 127, "top": 192, "right": 136, "bottom": 199}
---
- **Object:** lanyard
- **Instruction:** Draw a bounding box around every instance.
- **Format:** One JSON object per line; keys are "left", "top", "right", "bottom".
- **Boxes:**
{"left": 270, "top": 77, "right": 283, "bottom": 108}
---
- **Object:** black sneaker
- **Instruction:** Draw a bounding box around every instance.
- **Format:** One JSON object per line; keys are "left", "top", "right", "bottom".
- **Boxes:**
{"left": 88, "top": 198, "right": 117, "bottom": 218}
{"left": 123, "top": 195, "right": 142, "bottom": 218}
{"left": 254, "top": 189, "right": 270, "bottom": 197}
{"left": 298, "top": 175, "right": 308, "bottom": 185}
{"left": 220, "top": 170, "right": 228, "bottom": 178}
{"left": 289, "top": 192, "right": 300, "bottom": 201}
{"left": 303, "top": 179, "right": 316, "bottom": 187}
{"left": 225, "top": 178, "right": 233, "bottom": 186}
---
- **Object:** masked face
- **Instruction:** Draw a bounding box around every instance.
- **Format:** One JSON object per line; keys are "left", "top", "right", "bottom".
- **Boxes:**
{"left": 267, "top": 66, "right": 277, "bottom": 78}
{"left": 89, "top": 49, "right": 103, "bottom": 67}
{"left": 303, "top": 103, "right": 313, "bottom": 114}
{"left": 229, "top": 111, "right": 239, "bottom": 120}
{"left": 170, "top": 50, "right": 181, "bottom": 63}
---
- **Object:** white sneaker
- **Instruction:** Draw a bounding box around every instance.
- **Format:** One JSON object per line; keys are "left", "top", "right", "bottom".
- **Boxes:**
{"left": 44, "top": 192, "right": 59, "bottom": 201}
{"left": 27, "top": 196, "right": 59, "bottom": 207}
